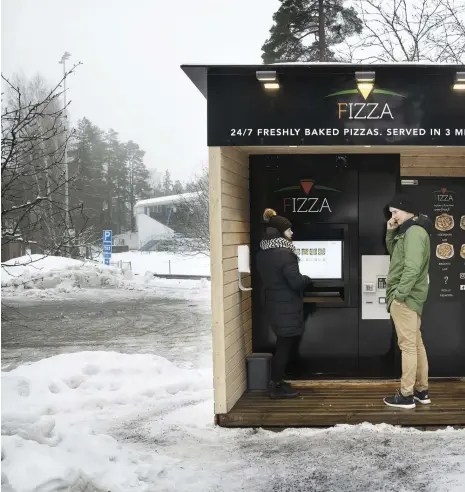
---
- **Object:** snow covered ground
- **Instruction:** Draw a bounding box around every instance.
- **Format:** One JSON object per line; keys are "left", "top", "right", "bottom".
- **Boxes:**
{"left": 2, "top": 351, "right": 465, "bottom": 492}
{"left": 1, "top": 352, "right": 213, "bottom": 491}
{"left": 2, "top": 252, "right": 210, "bottom": 278}
{"left": 111, "top": 250, "right": 211, "bottom": 276}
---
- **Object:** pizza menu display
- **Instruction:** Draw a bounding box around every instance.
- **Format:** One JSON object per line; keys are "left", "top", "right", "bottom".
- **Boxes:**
{"left": 293, "top": 240, "right": 343, "bottom": 280}
{"left": 402, "top": 178, "right": 465, "bottom": 302}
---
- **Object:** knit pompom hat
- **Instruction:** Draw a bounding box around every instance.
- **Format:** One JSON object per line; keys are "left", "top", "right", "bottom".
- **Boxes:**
{"left": 262, "top": 208, "right": 292, "bottom": 236}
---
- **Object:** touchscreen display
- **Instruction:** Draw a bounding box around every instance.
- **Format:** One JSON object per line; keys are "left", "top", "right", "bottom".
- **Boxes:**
{"left": 293, "top": 240, "right": 343, "bottom": 279}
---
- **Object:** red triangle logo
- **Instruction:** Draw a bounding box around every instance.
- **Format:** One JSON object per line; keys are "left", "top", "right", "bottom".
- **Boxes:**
{"left": 441, "top": 188, "right": 447, "bottom": 194}
{"left": 300, "top": 180, "right": 314, "bottom": 195}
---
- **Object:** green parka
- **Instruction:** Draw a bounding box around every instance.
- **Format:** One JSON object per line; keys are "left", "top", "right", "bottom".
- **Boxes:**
{"left": 386, "top": 215, "right": 432, "bottom": 315}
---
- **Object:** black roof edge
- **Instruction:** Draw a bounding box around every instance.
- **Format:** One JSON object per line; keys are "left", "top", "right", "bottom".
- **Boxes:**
{"left": 181, "top": 65, "right": 208, "bottom": 98}
{"left": 181, "top": 63, "right": 465, "bottom": 99}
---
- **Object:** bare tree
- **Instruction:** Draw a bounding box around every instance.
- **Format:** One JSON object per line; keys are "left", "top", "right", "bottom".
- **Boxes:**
{"left": 1, "top": 64, "right": 93, "bottom": 270}
{"left": 171, "top": 168, "right": 210, "bottom": 256}
{"left": 344, "top": 0, "right": 465, "bottom": 63}
{"left": 432, "top": 0, "right": 465, "bottom": 62}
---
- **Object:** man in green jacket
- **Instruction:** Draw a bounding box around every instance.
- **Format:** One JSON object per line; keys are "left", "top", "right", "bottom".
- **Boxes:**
{"left": 383, "top": 194, "right": 433, "bottom": 409}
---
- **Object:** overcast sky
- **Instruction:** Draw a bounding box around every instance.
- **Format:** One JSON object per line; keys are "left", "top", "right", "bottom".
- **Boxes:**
{"left": 2, "top": 0, "right": 280, "bottom": 182}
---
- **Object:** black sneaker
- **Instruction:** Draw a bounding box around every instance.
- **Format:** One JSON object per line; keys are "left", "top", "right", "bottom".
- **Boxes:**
{"left": 383, "top": 390, "right": 416, "bottom": 409}
{"left": 414, "top": 389, "right": 431, "bottom": 405}
{"left": 281, "top": 380, "right": 299, "bottom": 393}
{"left": 269, "top": 381, "right": 299, "bottom": 399}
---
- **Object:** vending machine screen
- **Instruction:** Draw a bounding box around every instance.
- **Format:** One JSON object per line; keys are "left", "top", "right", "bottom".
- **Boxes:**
{"left": 293, "top": 240, "right": 343, "bottom": 279}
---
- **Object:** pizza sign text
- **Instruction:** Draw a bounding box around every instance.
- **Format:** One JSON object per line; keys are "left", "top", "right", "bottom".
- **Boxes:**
{"left": 283, "top": 197, "right": 332, "bottom": 213}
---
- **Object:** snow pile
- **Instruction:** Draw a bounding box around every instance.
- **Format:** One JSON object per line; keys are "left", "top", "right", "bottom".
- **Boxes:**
{"left": 1, "top": 352, "right": 213, "bottom": 492}
{"left": 1, "top": 254, "right": 211, "bottom": 301}
{"left": 2, "top": 254, "right": 87, "bottom": 277}
{"left": 2, "top": 352, "right": 465, "bottom": 491}
{"left": 2, "top": 255, "right": 134, "bottom": 291}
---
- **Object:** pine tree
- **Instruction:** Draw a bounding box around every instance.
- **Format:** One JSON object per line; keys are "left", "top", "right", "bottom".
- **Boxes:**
{"left": 173, "top": 180, "right": 184, "bottom": 195}
{"left": 163, "top": 170, "right": 173, "bottom": 196}
{"left": 69, "top": 118, "right": 107, "bottom": 239}
{"left": 262, "top": 0, "right": 362, "bottom": 63}
{"left": 126, "top": 140, "right": 151, "bottom": 232}
{"left": 104, "top": 129, "right": 128, "bottom": 234}
{"left": 69, "top": 125, "right": 153, "bottom": 237}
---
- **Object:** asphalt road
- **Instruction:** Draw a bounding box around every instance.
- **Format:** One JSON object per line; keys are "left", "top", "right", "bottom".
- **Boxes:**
{"left": 1, "top": 293, "right": 212, "bottom": 371}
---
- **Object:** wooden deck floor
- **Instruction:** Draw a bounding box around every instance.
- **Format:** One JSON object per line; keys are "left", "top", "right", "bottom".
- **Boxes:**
{"left": 218, "top": 380, "right": 465, "bottom": 428}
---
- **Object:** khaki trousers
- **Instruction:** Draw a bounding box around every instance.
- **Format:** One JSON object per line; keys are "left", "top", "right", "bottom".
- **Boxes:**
{"left": 390, "top": 300, "right": 429, "bottom": 396}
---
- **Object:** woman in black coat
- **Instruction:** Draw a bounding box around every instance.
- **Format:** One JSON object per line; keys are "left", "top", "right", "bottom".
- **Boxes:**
{"left": 256, "top": 208, "right": 311, "bottom": 399}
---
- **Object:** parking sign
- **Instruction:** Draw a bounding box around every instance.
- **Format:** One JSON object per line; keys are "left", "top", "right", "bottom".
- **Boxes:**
{"left": 102, "top": 230, "right": 112, "bottom": 265}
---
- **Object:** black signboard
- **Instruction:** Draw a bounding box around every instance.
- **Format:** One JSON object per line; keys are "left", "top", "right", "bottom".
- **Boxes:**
{"left": 249, "top": 155, "right": 360, "bottom": 227}
{"left": 207, "top": 65, "right": 465, "bottom": 146}
{"left": 401, "top": 178, "right": 465, "bottom": 376}
{"left": 402, "top": 178, "right": 465, "bottom": 301}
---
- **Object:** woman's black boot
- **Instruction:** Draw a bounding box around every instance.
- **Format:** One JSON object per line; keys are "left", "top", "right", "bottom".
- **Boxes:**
{"left": 268, "top": 380, "right": 299, "bottom": 399}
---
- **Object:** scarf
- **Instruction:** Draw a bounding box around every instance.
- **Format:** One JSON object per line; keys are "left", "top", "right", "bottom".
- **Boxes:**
{"left": 260, "top": 236, "right": 297, "bottom": 255}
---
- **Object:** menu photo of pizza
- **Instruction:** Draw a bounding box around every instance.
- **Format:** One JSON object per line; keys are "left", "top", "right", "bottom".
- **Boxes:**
{"left": 435, "top": 213, "right": 455, "bottom": 231}
{"left": 460, "top": 244, "right": 465, "bottom": 260}
{"left": 460, "top": 215, "right": 465, "bottom": 230}
{"left": 436, "top": 242, "right": 455, "bottom": 260}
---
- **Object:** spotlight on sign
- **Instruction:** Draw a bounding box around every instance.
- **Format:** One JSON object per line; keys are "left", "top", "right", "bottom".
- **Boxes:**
{"left": 256, "top": 70, "right": 280, "bottom": 90}
{"left": 453, "top": 72, "right": 465, "bottom": 90}
{"left": 355, "top": 71, "right": 375, "bottom": 99}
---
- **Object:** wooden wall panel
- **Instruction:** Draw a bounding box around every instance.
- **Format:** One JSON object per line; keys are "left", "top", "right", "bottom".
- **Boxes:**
{"left": 239, "top": 146, "right": 465, "bottom": 156}
{"left": 223, "top": 277, "right": 250, "bottom": 298}
{"left": 221, "top": 207, "right": 250, "bottom": 222}
{"left": 401, "top": 154, "right": 465, "bottom": 177}
{"left": 222, "top": 245, "right": 240, "bottom": 260}
{"left": 224, "top": 290, "right": 251, "bottom": 311}
{"left": 221, "top": 147, "right": 251, "bottom": 413}
{"left": 223, "top": 220, "right": 250, "bottom": 234}
{"left": 401, "top": 156, "right": 465, "bottom": 168}
{"left": 208, "top": 147, "right": 227, "bottom": 414}
{"left": 209, "top": 146, "right": 252, "bottom": 415}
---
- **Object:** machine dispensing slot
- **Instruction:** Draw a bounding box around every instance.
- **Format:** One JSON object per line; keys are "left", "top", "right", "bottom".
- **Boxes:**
{"left": 303, "top": 283, "right": 345, "bottom": 303}
{"left": 304, "top": 295, "right": 344, "bottom": 303}
{"left": 307, "top": 291, "right": 340, "bottom": 297}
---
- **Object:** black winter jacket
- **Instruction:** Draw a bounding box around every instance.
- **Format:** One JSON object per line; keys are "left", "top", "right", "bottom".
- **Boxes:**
{"left": 256, "top": 247, "right": 311, "bottom": 338}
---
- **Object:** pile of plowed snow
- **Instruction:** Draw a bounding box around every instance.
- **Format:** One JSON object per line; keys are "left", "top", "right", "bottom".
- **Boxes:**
{"left": 2, "top": 255, "right": 135, "bottom": 291}
{"left": 1, "top": 351, "right": 212, "bottom": 491}
{"left": 1, "top": 255, "right": 210, "bottom": 301}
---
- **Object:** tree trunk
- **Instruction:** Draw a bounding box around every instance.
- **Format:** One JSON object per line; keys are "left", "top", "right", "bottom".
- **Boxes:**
{"left": 319, "top": 0, "right": 326, "bottom": 61}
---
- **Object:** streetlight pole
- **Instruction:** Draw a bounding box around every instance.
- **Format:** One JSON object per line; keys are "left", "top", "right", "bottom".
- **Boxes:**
{"left": 59, "top": 51, "right": 71, "bottom": 248}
